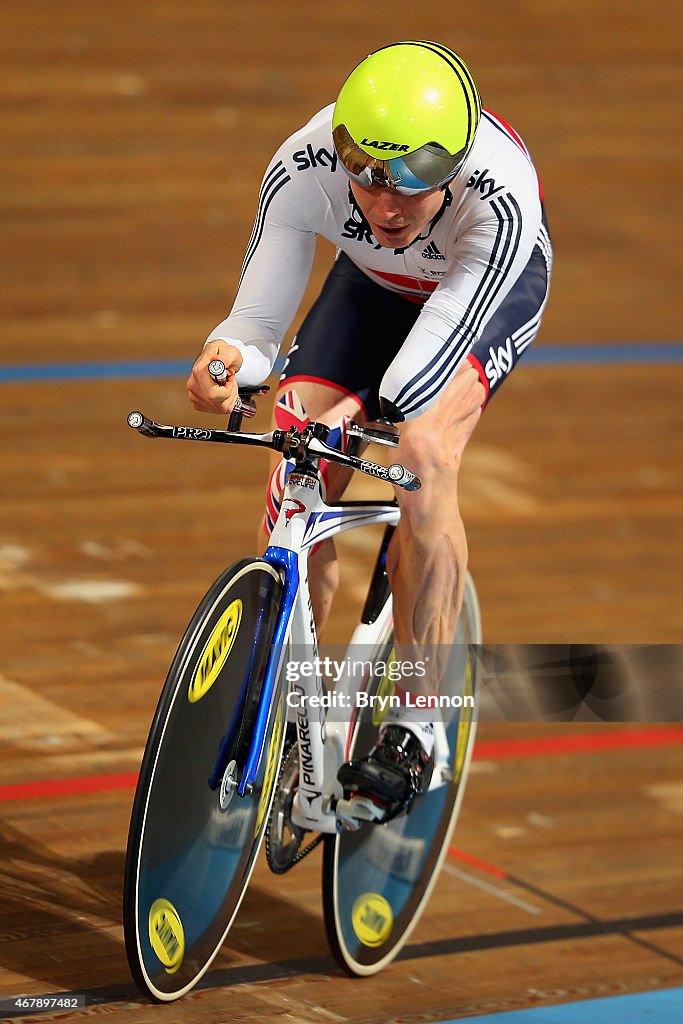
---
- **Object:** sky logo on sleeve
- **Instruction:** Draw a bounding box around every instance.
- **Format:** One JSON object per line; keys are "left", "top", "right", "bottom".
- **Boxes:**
{"left": 466, "top": 168, "right": 506, "bottom": 201}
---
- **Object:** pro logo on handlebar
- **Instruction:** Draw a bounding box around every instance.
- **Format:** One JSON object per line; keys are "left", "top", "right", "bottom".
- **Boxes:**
{"left": 148, "top": 898, "right": 185, "bottom": 974}
{"left": 351, "top": 892, "right": 394, "bottom": 948}
{"left": 189, "top": 599, "right": 243, "bottom": 703}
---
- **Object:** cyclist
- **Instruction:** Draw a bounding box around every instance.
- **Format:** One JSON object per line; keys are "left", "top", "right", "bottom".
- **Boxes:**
{"left": 187, "top": 41, "right": 552, "bottom": 821}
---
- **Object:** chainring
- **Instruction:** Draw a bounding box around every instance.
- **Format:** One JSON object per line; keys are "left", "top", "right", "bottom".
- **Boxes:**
{"left": 265, "top": 740, "right": 322, "bottom": 872}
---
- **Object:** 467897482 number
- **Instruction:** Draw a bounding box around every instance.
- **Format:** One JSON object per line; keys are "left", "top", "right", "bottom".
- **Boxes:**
{"left": 0, "top": 995, "right": 85, "bottom": 1014}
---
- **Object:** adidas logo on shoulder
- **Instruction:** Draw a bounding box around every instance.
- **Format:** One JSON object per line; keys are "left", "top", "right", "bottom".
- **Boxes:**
{"left": 421, "top": 241, "right": 445, "bottom": 260}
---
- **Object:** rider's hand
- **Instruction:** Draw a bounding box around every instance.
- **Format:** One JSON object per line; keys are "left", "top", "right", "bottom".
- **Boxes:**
{"left": 186, "top": 341, "right": 243, "bottom": 415}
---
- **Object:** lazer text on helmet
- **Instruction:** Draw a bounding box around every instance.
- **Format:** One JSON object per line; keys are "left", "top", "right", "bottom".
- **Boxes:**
{"left": 361, "top": 139, "right": 410, "bottom": 152}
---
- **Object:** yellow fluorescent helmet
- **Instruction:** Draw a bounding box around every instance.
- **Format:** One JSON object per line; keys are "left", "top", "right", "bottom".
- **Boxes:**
{"left": 332, "top": 41, "right": 482, "bottom": 194}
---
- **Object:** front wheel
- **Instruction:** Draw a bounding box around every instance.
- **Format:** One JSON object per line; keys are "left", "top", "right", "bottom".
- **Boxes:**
{"left": 322, "top": 573, "right": 482, "bottom": 975}
{"left": 123, "top": 558, "right": 287, "bottom": 1001}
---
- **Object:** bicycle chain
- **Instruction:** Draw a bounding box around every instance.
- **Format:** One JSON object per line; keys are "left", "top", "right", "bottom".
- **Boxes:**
{"left": 265, "top": 741, "right": 324, "bottom": 873}
{"left": 271, "top": 830, "right": 324, "bottom": 873}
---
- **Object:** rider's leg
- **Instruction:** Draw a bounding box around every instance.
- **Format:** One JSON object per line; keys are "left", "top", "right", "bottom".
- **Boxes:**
{"left": 259, "top": 379, "right": 366, "bottom": 632}
{"left": 387, "top": 360, "right": 486, "bottom": 696}
{"left": 337, "top": 363, "right": 484, "bottom": 812}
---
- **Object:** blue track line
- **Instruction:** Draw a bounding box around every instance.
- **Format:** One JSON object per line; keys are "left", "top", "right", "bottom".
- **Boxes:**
{"left": 0, "top": 344, "right": 682, "bottom": 384}
{"left": 0, "top": 359, "right": 191, "bottom": 383}
{"left": 435, "top": 986, "right": 683, "bottom": 1024}
{"left": 524, "top": 343, "right": 683, "bottom": 365}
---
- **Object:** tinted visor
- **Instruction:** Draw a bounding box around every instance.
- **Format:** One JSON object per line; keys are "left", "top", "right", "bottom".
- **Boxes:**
{"left": 333, "top": 124, "right": 467, "bottom": 195}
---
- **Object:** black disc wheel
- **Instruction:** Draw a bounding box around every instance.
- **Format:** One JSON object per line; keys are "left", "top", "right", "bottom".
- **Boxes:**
{"left": 123, "top": 558, "right": 287, "bottom": 1001}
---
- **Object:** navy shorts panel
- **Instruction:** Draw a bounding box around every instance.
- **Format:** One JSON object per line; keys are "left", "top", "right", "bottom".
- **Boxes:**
{"left": 280, "top": 253, "right": 419, "bottom": 420}
{"left": 281, "top": 232, "right": 550, "bottom": 418}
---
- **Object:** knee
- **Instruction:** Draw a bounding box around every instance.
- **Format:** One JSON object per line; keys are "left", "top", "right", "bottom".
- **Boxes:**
{"left": 399, "top": 363, "right": 484, "bottom": 467}
{"left": 393, "top": 424, "right": 467, "bottom": 538}
{"left": 397, "top": 418, "right": 460, "bottom": 478}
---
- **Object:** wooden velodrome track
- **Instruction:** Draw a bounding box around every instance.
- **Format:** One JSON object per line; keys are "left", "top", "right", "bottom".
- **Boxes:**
{"left": 1, "top": 1, "right": 682, "bottom": 1021}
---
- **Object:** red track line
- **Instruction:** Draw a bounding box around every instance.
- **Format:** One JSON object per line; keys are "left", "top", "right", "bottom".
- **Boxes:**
{"left": 447, "top": 846, "right": 508, "bottom": 878}
{"left": 2, "top": 727, "right": 683, "bottom": 804}
{"left": 473, "top": 725, "right": 683, "bottom": 761}
{"left": 0, "top": 772, "right": 138, "bottom": 803}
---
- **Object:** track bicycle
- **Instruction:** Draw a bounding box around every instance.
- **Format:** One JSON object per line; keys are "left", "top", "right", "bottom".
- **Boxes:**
{"left": 123, "top": 372, "right": 482, "bottom": 1001}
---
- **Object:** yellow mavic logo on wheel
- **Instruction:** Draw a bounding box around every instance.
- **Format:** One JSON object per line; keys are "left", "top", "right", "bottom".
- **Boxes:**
{"left": 189, "top": 599, "right": 242, "bottom": 703}
{"left": 352, "top": 892, "right": 393, "bottom": 947}
{"left": 149, "top": 898, "right": 185, "bottom": 974}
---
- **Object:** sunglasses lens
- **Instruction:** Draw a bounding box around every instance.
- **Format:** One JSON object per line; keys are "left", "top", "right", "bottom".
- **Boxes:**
{"left": 333, "top": 124, "right": 465, "bottom": 194}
